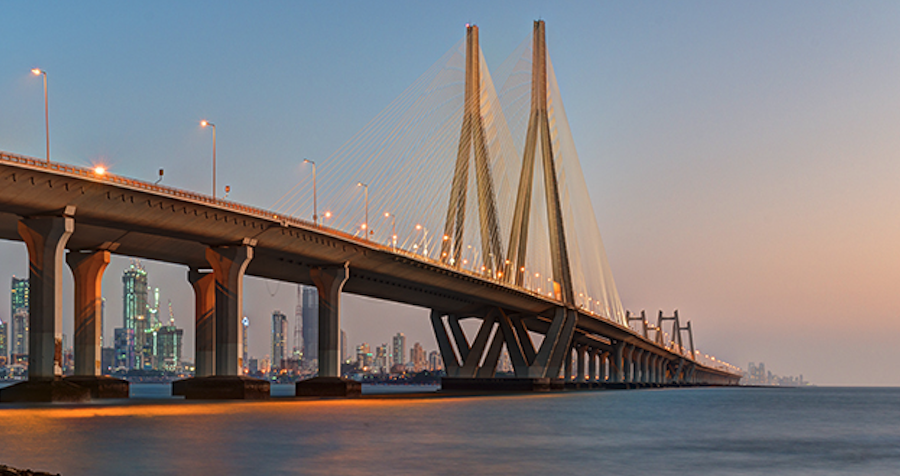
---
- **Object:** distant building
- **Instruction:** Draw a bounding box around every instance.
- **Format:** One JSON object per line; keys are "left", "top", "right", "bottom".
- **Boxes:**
{"left": 301, "top": 286, "right": 318, "bottom": 367}
{"left": 356, "top": 343, "right": 373, "bottom": 369}
{"left": 272, "top": 311, "right": 288, "bottom": 371}
{"left": 375, "top": 344, "right": 389, "bottom": 373}
{"left": 340, "top": 329, "right": 347, "bottom": 364}
{"left": 392, "top": 332, "right": 406, "bottom": 368}
{"left": 101, "top": 347, "right": 115, "bottom": 374}
{"left": 11, "top": 308, "right": 28, "bottom": 363}
{"left": 114, "top": 328, "right": 135, "bottom": 370}
{"left": 242, "top": 316, "right": 250, "bottom": 372}
{"left": 155, "top": 324, "right": 183, "bottom": 372}
{"left": 11, "top": 276, "right": 28, "bottom": 316}
{"left": 428, "top": 350, "right": 442, "bottom": 372}
{"left": 0, "top": 317, "right": 7, "bottom": 365}
{"left": 10, "top": 277, "right": 28, "bottom": 364}
{"left": 122, "top": 263, "right": 148, "bottom": 369}
{"left": 410, "top": 342, "right": 426, "bottom": 372}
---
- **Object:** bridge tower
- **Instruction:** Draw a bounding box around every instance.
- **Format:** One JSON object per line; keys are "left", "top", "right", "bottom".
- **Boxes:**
{"left": 434, "top": 21, "right": 579, "bottom": 385}
{"left": 506, "top": 20, "right": 575, "bottom": 306}
{"left": 440, "top": 24, "right": 505, "bottom": 274}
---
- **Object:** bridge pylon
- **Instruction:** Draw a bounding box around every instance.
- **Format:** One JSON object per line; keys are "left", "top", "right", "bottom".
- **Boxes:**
{"left": 505, "top": 20, "right": 575, "bottom": 308}
{"left": 440, "top": 24, "right": 505, "bottom": 275}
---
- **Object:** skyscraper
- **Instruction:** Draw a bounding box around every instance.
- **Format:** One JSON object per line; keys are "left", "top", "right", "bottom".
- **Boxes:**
{"left": 11, "top": 276, "right": 28, "bottom": 317}
{"left": 410, "top": 342, "right": 426, "bottom": 371}
{"left": 301, "top": 285, "right": 318, "bottom": 366}
{"left": 155, "top": 324, "right": 183, "bottom": 372}
{"left": 242, "top": 316, "right": 250, "bottom": 372}
{"left": 392, "top": 332, "right": 406, "bottom": 368}
{"left": 11, "top": 308, "right": 28, "bottom": 363}
{"left": 292, "top": 285, "right": 303, "bottom": 359}
{"left": 122, "top": 263, "right": 148, "bottom": 369}
{"left": 272, "top": 311, "right": 288, "bottom": 371}
{"left": 10, "top": 277, "right": 28, "bottom": 363}
{"left": 114, "top": 328, "right": 135, "bottom": 370}
{"left": 0, "top": 317, "right": 7, "bottom": 365}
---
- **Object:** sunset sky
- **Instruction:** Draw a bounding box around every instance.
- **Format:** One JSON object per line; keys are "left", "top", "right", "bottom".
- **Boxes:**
{"left": 2, "top": 2, "right": 899, "bottom": 385}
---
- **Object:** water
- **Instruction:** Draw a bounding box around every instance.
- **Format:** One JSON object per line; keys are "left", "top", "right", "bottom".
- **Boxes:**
{"left": 0, "top": 386, "right": 897, "bottom": 475}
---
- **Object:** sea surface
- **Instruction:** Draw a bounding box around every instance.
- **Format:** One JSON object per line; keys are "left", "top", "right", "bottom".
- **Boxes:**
{"left": 0, "top": 385, "right": 897, "bottom": 475}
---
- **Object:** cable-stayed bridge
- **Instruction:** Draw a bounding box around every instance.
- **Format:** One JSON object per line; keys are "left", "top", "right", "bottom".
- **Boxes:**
{"left": 0, "top": 21, "right": 739, "bottom": 401}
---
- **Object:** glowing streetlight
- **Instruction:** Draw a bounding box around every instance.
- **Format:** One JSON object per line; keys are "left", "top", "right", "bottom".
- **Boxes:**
{"left": 31, "top": 68, "right": 49, "bottom": 162}
{"left": 303, "top": 158, "right": 318, "bottom": 225}
{"left": 416, "top": 224, "right": 428, "bottom": 257}
{"left": 357, "top": 182, "right": 369, "bottom": 240}
{"left": 384, "top": 212, "right": 396, "bottom": 250}
{"left": 200, "top": 120, "right": 217, "bottom": 198}
{"left": 93, "top": 165, "right": 106, "bottom": 176}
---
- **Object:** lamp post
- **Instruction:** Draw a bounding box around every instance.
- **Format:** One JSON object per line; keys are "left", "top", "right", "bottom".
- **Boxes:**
{"left": 357, "top": 182, "right": 369, "bottom": 240}
{"left": 303, "top": 159, "right": 318, "bottom": 225}
{"left": 384, "top": 212, "right": 396, "bottom": 250}
{"left": 200, "top": 120, "right": 216, "bottom": 198}
{"left": 31, "top": 68, "right": 49, "bottom": 162}
{"left": 416, "top": 224, "right": 428, "bottom": 257}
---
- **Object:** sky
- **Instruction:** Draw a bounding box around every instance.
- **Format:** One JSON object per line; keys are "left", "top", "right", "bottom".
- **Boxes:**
{"left": 2, "top": 1, "right": 900, "bottom": 385}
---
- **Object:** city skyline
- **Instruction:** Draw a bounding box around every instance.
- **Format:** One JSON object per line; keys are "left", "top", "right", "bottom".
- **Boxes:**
{"left": 2, "top": 2, "right": 900, "bottom": 385}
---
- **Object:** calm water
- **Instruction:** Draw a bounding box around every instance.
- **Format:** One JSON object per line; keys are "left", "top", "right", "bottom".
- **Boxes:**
{"left": 0, "top": 386, "right": 897, "bottom": 475}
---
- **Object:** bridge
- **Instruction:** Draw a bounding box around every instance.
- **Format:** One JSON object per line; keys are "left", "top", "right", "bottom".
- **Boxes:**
{"left": 0, "top": 21, "right": 740, "bottom": 401}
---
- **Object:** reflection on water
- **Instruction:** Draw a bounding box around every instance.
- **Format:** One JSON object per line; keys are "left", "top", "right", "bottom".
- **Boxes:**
{"left": 0, "top": 387, "right": 898, "bottom": 475}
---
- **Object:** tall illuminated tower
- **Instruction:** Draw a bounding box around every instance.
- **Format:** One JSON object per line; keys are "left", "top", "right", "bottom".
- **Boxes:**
{"left": 122, "top": 263, "right": 148, "bottom": 369}
{"left": 271, "top": 311, "right": 287, "bottom": 372}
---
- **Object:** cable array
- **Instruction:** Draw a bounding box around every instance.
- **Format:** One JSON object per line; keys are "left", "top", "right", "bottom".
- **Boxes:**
{"left": 271, "top": 30, "right": 626, "bottom": 326}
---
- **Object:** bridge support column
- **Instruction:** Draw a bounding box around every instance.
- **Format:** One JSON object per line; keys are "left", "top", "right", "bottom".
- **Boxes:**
{"left": 588, "top": 349, "right": 597, "bottom": 383}
{"left": 189, "top": 269, "right": 215, "bottom": 377}
{"left": 623, "top": 345, "right": 633, "bottom": 383}
{"left": 177, "top": 240, "right": 268, "bottom": 400}
{"left": 564, "top": 346, "right": 573, "bottom": 382}
{"left": 297, "top": 261, "right": 361, "bottom": 397}
{"left": 599, "top": 351, "right": 608, "bottom": 382}
{"left": 63, "top": 250, "right": 128, "bottom": 399}
{"left": 640, "top": 350, "right": 650, "bottom": 384}
{"left": 611, "top": 342, "right": 624, "bottom": 383}
{"left": 1, "top": 208, "right": 90, "bottom": 403}
{"left": 633, "top": 348, "right": 644, "bottom": 384}
{"left": 575, "top": 345, "right": 586, "bottom": 383}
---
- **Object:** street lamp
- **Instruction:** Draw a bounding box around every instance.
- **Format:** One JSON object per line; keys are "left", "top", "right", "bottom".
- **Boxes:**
{"left": 303, "top": 158, "right": 317, "bottom": 225}
{"left": 416, "top": 224, "right": 428, "bottom": 257}
{"left": 31, "top": 68, "right": 49, "bottom": 162}
{"left": 357, "top": 182, "right": 369, "bottom": 240}
{"left": 200, "top": 120, "right": 217, "bottom": 198}
{"left": 384, "top": 212, "right": 396, "bottom": 250}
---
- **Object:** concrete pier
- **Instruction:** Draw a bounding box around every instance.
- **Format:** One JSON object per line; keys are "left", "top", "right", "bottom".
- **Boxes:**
{"left": 296, "top": 262, "right": 360, "bottom": 397}
{"left": 65, "top": 249, "right": 128, "bottom": 398}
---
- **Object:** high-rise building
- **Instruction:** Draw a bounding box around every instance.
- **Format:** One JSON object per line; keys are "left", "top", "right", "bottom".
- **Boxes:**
{"left": 301, "top": 285, "right": 318, "bottom": 366}
{"left": 0, "top": 318, "right": 7, "bottom": 365}
{"left": 272, "top": 311, "right": 288, "bottom": 371}
{"left": 122, "top": 263, "right": 148, "bottom": 369}
{"left": 410, "top": 342, "right": 426, "bottom": 371}
{"left": 356, "top": 343, "right": 372, "bottom": 368}
{"left": 11, "top": 308, "right": 28, "bottom": 363}
{"left": 154, "top": 324, "right": 183, "bottom": 372}
{"left": 11, "top": 276, "right": 28, "bottom": 316}
{"left": 242, "top": 316, "right": 250, "bottom": 371}
{"left": 375, "top": 344, "right": 389, "bottom": 372}
{"left": 10, "top": 277, "right": 28, "bottom": 364}
{"left": 392, "top": 332, "right": 406, "bottom": 368}
{"left": 292, "top": 285, "right": 303, "bottom": 359}
{"left": 428, "top": 350, "right": 442, "bottom": 372}
{"left": 340, "top": 329, "right": 347, "bottom": 364}
{"left": 114, "top": 328, "right": 135, "bottom": 370}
